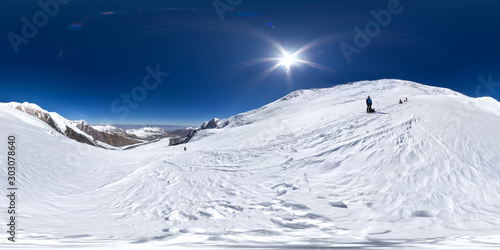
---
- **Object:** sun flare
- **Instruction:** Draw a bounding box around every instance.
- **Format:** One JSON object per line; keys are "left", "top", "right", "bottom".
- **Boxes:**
{"left": 232, "top": 33, "right": 337, "bottom": 87}
{"left": 279, "top": 52, "right": 298, "bottom": 70}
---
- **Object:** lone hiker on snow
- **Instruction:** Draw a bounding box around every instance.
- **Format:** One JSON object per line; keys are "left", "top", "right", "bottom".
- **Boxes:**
{"left": 366, "top": 96, "right": 373, "bottom": 113}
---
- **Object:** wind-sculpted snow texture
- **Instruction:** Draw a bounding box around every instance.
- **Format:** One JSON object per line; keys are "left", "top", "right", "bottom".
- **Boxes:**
{"left": 1, "top": 79, "right": 500, "bottom": 249}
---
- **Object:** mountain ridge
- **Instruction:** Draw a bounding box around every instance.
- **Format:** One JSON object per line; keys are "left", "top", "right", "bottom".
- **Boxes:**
{"left": 2, "top": 102, "right": 164, "bottom": 148}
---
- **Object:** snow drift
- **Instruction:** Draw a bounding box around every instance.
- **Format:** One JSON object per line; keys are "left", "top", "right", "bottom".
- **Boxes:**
{"left": 1, "top": 79, "right": 500, "bottom": 248}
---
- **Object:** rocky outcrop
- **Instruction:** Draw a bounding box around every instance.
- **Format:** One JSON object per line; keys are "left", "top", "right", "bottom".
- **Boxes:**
{"left": 64, "top": 126, "right": 97, "bottom": 146}
{"left": 172, "top": 118, "right": 228, "bottom": 145}
{"left": 74, "top": 121, "right": 142, "bottom": 147}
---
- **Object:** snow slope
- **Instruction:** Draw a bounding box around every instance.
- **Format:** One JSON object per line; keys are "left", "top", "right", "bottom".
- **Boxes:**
{"left": 1, "top": 79, "right": 500, "bottom": 249}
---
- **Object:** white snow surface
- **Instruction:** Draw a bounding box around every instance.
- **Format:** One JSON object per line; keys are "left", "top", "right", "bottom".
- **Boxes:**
{"left": 1, "top": 80, "right": 500, "bottom": 249}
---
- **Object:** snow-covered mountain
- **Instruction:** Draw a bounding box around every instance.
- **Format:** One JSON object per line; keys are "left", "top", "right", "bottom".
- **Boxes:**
{"left": 1, "top": 80, "right": 500, "bottom": 249}
{"left": 74, "top": 121, "right": 143, "bottom": 147}
{"left": 126, "top": 127, "right": 169, "bottom": 140}
{"left": 4, "top": 102, "right": 98, "bottom": 146}
{"left": 198, "top": 118, "right": 229, "bottom": 130}
{"left": 3, "top": 102, "right": 142, "bottom": 148}
{"left": 93, "top": 125, "right": 127, "bottom": 137}
{"left": 4, "top": 102, "right": 174, "bottom": 147}
{"left": 94, "top": 125, "right": 172, "bottom": 140}
{"left": 174, "top": 118, "right": 229, "bottom": 144}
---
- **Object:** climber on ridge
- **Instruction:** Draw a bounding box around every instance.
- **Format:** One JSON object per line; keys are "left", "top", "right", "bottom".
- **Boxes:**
{"left": 366, "top": 96, "right": 374, "bottom": 113}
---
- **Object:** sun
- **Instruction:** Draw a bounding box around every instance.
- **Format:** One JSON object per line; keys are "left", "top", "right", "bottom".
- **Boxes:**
{"left": 279, "top": 52, "right": 298, "bottom": 70}
{"left": 231, "top": 33, "right": 336, "bottom": 87}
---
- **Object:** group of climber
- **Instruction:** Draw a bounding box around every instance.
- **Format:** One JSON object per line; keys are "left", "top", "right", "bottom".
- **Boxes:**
{"left": 365, "top": 96, "right": 408, "bottom": 113}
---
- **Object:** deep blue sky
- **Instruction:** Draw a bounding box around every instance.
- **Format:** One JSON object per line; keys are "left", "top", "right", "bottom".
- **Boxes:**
{"left": 1, "top": 0, "right": 499, "bottom": 125}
